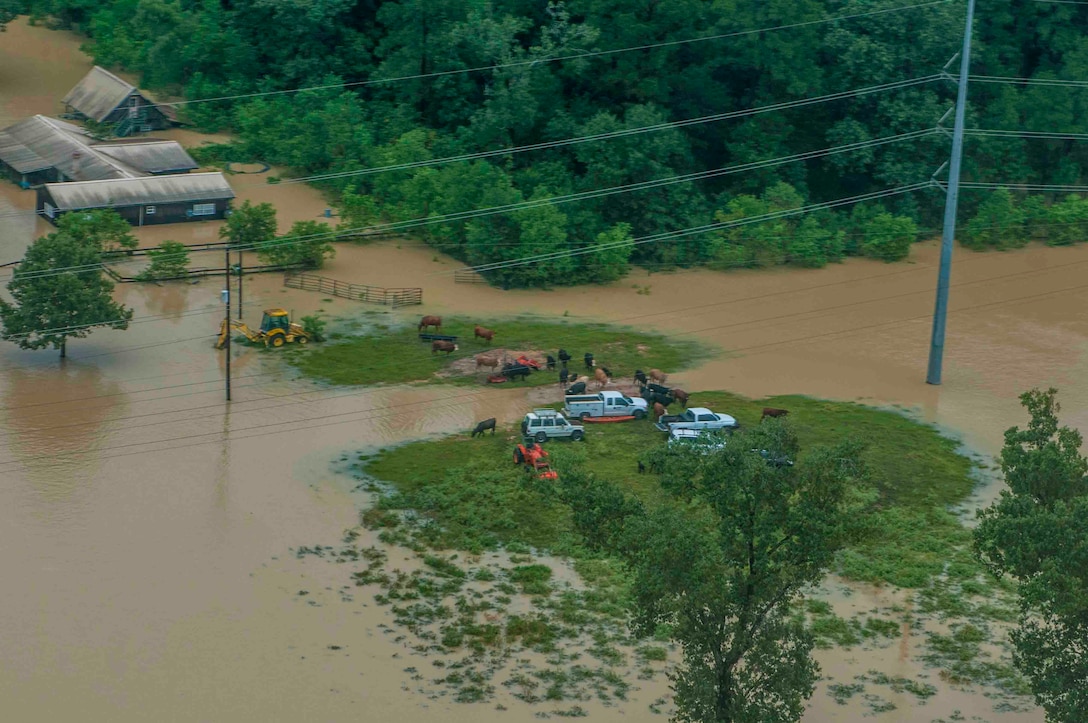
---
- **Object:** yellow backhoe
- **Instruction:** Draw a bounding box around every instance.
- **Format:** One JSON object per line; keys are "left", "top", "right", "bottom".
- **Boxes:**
{"left": 216, "top": 308, "right": 312, "bottom": 349}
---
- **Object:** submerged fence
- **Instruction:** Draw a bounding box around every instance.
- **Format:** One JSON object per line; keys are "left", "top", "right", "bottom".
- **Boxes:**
{"left": 453, "top": 270, "right": 488, "bottom": 284}
{"left": 283, "top": 271, "right": 422, "bottom": 308}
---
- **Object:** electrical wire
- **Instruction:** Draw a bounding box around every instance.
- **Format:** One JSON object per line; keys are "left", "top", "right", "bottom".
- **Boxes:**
{"left": 969, "top": 75, "right": 1088, "bottom": 88}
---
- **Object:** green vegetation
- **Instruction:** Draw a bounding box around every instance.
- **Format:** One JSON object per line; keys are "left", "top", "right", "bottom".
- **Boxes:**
{"left": 365, "top": 392, "right": 979, "bottom": 587}
{"left": 974, "top": 389, "right": 1088, "bottom": 720}
{"left": 136, "top": 240, "right": 190, "bottom": 281}
{"left": 55, "top": 209, "right": 137, "bottom": 255}
{"left": 289, "top": 316, "right": 707, "bottom": 387}
{"left": 32, "top": 0, "right": 1088, "bottom": 286}
{"left": 0, "top": 217, "right": 132, "bottom": 358}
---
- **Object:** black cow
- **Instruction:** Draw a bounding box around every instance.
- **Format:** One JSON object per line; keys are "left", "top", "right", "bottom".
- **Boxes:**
{"left": 546, "top": 355, "right": 556, "bottom": 370}
{"left": 558, "top": 348, "right": 572, "bottom": 364}
{"left": 641, "top": 385, "right": 674, "bottom": 407}
{"left": 559, "top": 366, "right": 570, "bottom": 386}
{"left": 471, "top": 418, "right": 497, "bottom": 437}
{"left": 634, "top": 369, "right": 648, "bottom": 386}
{"left": 566, "top": 381, "right": 587, "bottom": 395}
{"left": 502, "top": 363, "right": 531, "bottom": 381}
{"left": 584, "top": 352, "right": 595, "bottom": 369}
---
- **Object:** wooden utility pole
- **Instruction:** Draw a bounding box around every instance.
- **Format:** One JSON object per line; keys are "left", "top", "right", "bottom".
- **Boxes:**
{"left": 224, "top": 248, "right": 231, "bottom": 402}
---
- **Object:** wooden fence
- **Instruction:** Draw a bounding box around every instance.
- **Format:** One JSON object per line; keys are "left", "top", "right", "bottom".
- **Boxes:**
{"left": 454, "top": 270, "right": 489, "bottom": 285}
{"left": 283, "top": 271, "right": 422, "bottom": 308}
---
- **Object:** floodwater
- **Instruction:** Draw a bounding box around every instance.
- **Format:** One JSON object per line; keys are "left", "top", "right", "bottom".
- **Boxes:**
{"left": 2, "top": 16, "right": 1082, "bottom": 723}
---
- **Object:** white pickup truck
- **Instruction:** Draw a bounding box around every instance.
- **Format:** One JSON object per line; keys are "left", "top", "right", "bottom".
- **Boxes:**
{"left": 655, "top": 407, "right": 738, "bottom": 432}
{"left": 564, "top": 391, "right": 648, "bottom": 420}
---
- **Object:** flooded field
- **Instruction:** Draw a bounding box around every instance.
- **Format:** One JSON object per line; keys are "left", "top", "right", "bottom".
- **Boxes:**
{"left": 2, "top": 16, "right": 1084, "bottom": 723}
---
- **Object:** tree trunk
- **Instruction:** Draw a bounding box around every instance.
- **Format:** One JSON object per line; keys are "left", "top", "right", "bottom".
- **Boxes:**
{"left": 716, "top": 661, "right": 734, "bottom": 722}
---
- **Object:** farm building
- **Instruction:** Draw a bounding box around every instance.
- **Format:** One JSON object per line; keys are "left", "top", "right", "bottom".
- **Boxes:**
{"left": 37, "top": 172, "right": 235, "bottom": 226}
{"left": 62, "top": 66, "right": 177, "bottom": 136}
{"left": 0, "top": 115, "right": 197, "bottom": 187}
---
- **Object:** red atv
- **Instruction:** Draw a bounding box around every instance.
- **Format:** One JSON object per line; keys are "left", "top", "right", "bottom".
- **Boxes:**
{"left": 513, "top": 442, "right": 558, "bottom": 480}
{"left": 515, "top": 355, "right": 542, "bottom": 370}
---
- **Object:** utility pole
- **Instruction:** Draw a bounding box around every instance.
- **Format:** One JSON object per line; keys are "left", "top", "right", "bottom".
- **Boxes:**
{"left": 224, "top": 248, "right": 232, "bottom": 402}
{"left": 926, "top": 0, "right": 976, "bottom": 385}
{"left": 237, "top": 249, "right": 243, "bottom": 319}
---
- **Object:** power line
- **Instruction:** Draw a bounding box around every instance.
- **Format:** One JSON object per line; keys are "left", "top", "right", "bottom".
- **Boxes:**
{"left": 969, "top": 74, "right": 1088, "bottom": 88}
{"left": 1, "top": 125, "right": 939, "bottom": 282}
{"left": 9, "top": 271, "right": 1088, "bottom": 472}
{"left": 161, "top": 0, "right": 953, "bottom": 108}
{"left": 965, "top": 128, "right": 1088, "bottom": 141}
{"left": 275, "top": 76, "right": 942, "bottom": 185}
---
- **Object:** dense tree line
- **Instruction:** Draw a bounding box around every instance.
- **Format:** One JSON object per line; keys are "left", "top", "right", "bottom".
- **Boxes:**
{"left": 25, "top": 0, "right": 1088, "bottom": 285}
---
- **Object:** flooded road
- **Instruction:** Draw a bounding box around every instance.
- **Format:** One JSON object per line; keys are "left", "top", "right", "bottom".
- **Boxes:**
{"left": 2, "top": 16, "right": 1081, "bottom": 723}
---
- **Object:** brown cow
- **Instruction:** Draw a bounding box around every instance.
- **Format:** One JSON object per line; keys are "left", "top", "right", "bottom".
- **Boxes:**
{"left": 475, "top": 354, "right": 499, "bottom": 371}
{"left": 761, "top": 407, "right": 789, "bottom": 421}
{"left": 474, "top": 325, "right": 496, "bottom": 343}
{"left": 652, "top": 402, "right": 666, "bottom": 422}
{"left": 419, "top": 315, "right": 442, "bottom": 332}
{"left": 649, "top": 369, "right": 668, "bottom": 384}
{"left": 432, "top": 340, "right": 458, "bottom": 355}
{"left": 594, "top": 367, "right": 609, "bottom": 389}
{"left": 672, "top": 389, "right": 690, "bottom": 407}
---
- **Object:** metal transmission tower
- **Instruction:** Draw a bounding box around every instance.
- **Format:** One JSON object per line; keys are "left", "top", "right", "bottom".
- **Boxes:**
{"left": 926, "top": 0, "right": 976, "bottom": 385}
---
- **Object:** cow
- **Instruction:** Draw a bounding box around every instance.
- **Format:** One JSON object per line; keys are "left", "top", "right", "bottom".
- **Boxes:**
{"left": 559, "top": 366, "right": 570, "bottom": 386}
{"left": 471, "top": 418, "right": 497, "bottom": 437}
{"left": 633, "top": 369, "right": 648, "bottom": 387}
{"left": 672, "top": 389, "right": 690, "bottom": 408}
{"left": 474, "top": 325, "right": 496, "bottom": 343}
{"left": 594, "top": 367, "right": 609, "bottom": 390}
{"left": 637, "top": 460, "right": 646, "bottom": 474}
{"left": 432, "top": 340, "right": 458, "bottom": 355}
{"left": 566, "top": 381, "right": 587, "bottom": 395}
{"left": 502, "top": 363, "right": 531, "bottom": 381}
{"left": 419, "top": 315, "right": 442, "bottom": 332}
{"left": 546, "top": 355, "right": 556, "bottom": 370}
{"left": 653, "top": 402, "right": 666, "bottom": 421}
{"left": 762, "top": 407, "right": 790, "bottom": 421}
{"left": 558, "top": 349, "right": 572, "bottom": 365}
{"left": 475, "top": 354, "right": 500, "bottom": 371}
{"left": 584, "top": 352, "right": 595, "bottom": 369}
{"left": 649, "top": 368, "right": 668, "bottom": 384}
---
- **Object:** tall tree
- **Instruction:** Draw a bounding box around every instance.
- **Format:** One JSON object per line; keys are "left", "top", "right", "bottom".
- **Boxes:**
{"left": 0, "top": 231, "right": 132, "bottom": 358}
{"left": 974, "top": 389, "right": 1088, "bottom": 722}
{"left": 219, "top": 200, "right": 277, "bottom": 250}
{"left": 621, "top": 422, "right": 864, "bottom": 722}
{"left": 56, "top": 209, "right": 137, "bottom": 254}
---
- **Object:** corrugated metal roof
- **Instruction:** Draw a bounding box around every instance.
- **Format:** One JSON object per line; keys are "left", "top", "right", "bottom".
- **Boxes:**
{"left": 44, "top": 172, "right": 235, "bottom": 209}
{"left": 0, "top": 116, "right": 137, "bottom": 180}
{"left": 94, "top": 142, "right": 198, "bottom": 173}
{"left": 62, "top": 66, "right": 137, "bottom": 123}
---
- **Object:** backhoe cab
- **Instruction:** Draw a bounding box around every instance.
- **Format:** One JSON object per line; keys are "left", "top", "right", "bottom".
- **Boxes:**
{"left": 216, "top": 308, "right": 312, "bottom": 349}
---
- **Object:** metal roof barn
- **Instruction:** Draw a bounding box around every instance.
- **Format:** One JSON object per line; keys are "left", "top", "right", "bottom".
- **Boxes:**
{"left": 0, "top": 115, "right": 137, "bottom": 180}
{"left": 93, "top": 142, "right": 198, "bottom": 174}
{"left": 62, "top": 66, "right": 141, "bottom": 124}
{"left": 43, "top": 172, "right": 235, "bottom": 210}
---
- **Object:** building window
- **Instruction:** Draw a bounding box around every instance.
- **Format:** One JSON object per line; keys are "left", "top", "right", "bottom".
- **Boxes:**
{"left": 192, "top": 203, "right": 216, "bottom": 217}
{"left": 145, "top": 206, "right": 156, "bottom": 215}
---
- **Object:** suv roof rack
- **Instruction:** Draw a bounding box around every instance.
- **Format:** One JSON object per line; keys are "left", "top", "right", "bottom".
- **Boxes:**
{"left": 531, "top": 408, "right": 560, "bottom": 416}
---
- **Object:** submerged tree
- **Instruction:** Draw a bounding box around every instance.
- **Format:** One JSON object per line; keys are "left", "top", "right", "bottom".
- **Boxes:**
{"left": 0, "top": 231, "right": 132, "bottom": 358}
{"left": 621, "top": 422, "right": 864, "bottom": 722}
{"left": 137, "top": 240, "right": 190, "bottom": 280}
{"left": 974, "top": 389, "right": 1088, "bottom": 722}
{"left": 220, "top": 200, "right": 277, "bottom": 250}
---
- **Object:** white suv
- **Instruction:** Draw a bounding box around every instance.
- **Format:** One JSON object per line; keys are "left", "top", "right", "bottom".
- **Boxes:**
{"left": 521, "top": 409, "right": 585, "bottom": 442}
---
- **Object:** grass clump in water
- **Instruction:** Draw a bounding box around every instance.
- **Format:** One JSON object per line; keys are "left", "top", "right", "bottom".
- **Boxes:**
{"left": 288, "top": 315, "right": 709, "bottom": 387}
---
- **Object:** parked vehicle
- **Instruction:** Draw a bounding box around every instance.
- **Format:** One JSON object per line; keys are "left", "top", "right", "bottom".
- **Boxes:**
{"left": 655, "top": 407, "right": 738, "bottom": 432}
{"left": 564, "top": 391, "right": 648, "bottom": 420}
{"left": 668, "top": 428, "right": 727, "bottom": 451}
{"left": 521, "top": 409, "right": 585, "bottom": 442}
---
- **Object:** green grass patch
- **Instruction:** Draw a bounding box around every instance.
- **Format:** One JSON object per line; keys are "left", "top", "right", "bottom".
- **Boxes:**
{"left": 288, "top": 315, "right": 709, "bottom": 387}
{"left": 363, "top": 390, "right": 984, "bottom": 590}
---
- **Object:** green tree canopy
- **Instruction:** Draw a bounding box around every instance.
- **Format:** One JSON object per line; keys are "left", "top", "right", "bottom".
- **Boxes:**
{"left": 620, "top": 421, "right": 865, "bottom": 722}
{"left": 220, "top": 200, "right": 277, "bottom": 250}
{"left": 974, "top": 389, "right": 1088, "bottom": 722}
{"left": 56, "top": 209, "right": 137, "bottom": 254}
{"left": 137, "top": 240, "right": 190, "bottom": 280}
{"left": 0, "top": 231, "right": 132, "bottom": 358}
{"left": 256, "top": 220, "right": 335, "bottom": 270}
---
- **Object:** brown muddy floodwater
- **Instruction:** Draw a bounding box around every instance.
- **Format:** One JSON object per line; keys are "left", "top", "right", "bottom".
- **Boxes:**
{"left": 1, "top": 16, "right": 1080, "bottom": 723}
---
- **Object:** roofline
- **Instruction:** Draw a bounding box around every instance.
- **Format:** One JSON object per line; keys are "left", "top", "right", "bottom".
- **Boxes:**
{"left": 43, "top": 171, "right": 229, "bottom": 188}
{"left": 90, "top": 65, "right": 137, "bottom": 94}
